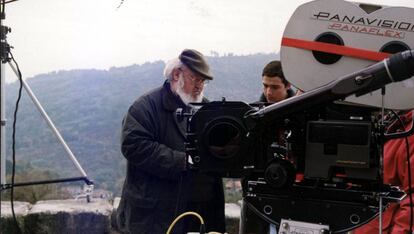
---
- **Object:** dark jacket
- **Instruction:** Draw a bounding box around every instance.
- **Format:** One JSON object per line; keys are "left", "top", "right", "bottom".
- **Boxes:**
{"left": 117, "top": 80, "right": 225, "bottom": 234}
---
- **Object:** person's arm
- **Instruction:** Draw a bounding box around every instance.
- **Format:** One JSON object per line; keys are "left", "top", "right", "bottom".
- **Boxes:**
{"left": 121, "top": 98, "right": 186, "bottom": 180}
{"left": 384, "top": 112, "right": 414, "bottom": 233}
{"left": 353, "top": 112, "right": 414, "bottom": 234}
{"left": 387, "top": 131, "right": 414, "bottom": 233}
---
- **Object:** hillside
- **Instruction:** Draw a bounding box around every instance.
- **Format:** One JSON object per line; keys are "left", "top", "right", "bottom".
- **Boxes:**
{"left": 4, "top": 53, "right": 279, "bottom": 194}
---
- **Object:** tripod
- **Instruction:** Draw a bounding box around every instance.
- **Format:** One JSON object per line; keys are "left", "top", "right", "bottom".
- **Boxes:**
{"left": 0, "top": 1, "right": 93, "bottom": 199}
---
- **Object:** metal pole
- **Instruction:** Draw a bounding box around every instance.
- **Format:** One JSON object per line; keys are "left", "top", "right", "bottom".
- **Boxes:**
{"left": 1, "top": 5, "right": 6, "bottom": 230}
{"left": 8, "top": 62, "right": 88, "bottom": 178}
{"left": 379, "top": 196, "right": 383, "bottom": 234}
{"left": 1, "top": 57, "right": 5, "bottom": 185}
{"left": 0, "top": 3, "right": 6, "bottom": 186}
{"left": 378, "top": 87, "right": 386, "bottom": 234}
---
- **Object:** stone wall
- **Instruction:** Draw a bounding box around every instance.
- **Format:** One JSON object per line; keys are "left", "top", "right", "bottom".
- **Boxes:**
{"left": 1, "top": 198, "right": 240, "bottom": 234}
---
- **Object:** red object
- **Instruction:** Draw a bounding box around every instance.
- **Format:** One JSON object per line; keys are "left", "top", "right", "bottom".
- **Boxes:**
{"left": 281, "top": 37, "right": 391, "bottom": 61}
{"left": 354, "top": 111, "right": 414, "bottom": 234}
{"left": 295, "top": 173, "right": 304, "bottom": 182}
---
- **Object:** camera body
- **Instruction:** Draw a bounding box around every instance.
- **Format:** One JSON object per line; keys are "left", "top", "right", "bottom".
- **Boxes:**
{"left": 186, "top": 100, "right": 381, "bottom": 187}
{"left": 183, "top": 99, "right": 407, "bottom": 232}
{"left": 182, "top": 46, "right": 414, "bottom": 231}
{"left": 182, "top": 0, "right": 414, "bottom": 229}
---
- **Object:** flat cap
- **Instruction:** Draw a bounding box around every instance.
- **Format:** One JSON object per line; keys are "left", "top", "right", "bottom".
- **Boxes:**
{"left": 179, "top": 49, "right": 213, "bottom": 80}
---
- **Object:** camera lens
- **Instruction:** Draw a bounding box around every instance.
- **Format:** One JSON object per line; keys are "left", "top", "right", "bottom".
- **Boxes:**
{"left": 205, "top": 119, "right": 243, "bottom": 159}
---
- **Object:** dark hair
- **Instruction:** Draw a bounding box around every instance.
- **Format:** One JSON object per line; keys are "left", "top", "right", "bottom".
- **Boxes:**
{"left": 262, "top": 60, "right": 289, "bottom": 86}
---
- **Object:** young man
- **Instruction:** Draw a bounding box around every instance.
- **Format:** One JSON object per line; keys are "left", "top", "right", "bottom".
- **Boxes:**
{"left": 117, "top": 49, "right": 225, "bottom": 234}
{"left": 240, "top": 60, "right": 296, "bottom": 234}
{"left": 259, "top": 60, "right": 295, "bottom": 103}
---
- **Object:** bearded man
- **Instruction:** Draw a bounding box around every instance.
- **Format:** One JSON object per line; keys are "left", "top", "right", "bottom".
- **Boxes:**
{"left": 116, "top": 49, "right": 225, "bottom": 234}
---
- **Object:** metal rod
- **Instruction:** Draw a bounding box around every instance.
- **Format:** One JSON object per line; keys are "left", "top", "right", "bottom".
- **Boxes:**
{"left": 379, "top": 87, "right": 385, "bottom": 234}
{"left": 1, "top": 5, "right": 8, "bottom": 230}
{"left": 1, "top": 176, "right": 93, "bottom": 190}
{"left": 1, "top": 62, "right": 5, "bottom": 185}
{"left": 379, "top": 196, "right": 383, "bottom": 234}
{"left": 8, "top": 62, "right": 88, "bottom": 178}
{"left": 0, "top": 3, "right": 6, "bottom": 186}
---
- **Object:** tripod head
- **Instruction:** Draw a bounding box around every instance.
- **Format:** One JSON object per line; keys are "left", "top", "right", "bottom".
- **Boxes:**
{"left": 1, "top": 25, "right": 11, "bottom": 63}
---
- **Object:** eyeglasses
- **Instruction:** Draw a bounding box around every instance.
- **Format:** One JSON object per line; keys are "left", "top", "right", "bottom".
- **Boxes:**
{"left": 179, "top": 68, "right": 209, "bottom": 85}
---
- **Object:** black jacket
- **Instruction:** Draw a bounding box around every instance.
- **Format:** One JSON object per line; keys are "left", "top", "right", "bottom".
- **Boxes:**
{"left": 117, "top": 80, "right": 225, "bottom": 234}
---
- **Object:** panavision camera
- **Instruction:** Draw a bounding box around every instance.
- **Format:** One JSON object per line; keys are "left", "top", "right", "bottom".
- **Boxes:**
{"left": 181, "top": 0, "right": 414, "bottom": 232}
{"left": 180, "top": 49, "right": 414, "bottom": 233}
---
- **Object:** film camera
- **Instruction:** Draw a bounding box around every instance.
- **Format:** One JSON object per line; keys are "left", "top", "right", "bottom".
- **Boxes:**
{"left": 181, "top": 50, "right": 414, "bottom": 233}
{"left": 180, "top": 0, "right": 414, "bottom": 231}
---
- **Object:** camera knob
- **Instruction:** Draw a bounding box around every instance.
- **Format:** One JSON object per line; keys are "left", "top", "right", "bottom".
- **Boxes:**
{"left": 264, "top": 159, "right": 295, "bottom": 188}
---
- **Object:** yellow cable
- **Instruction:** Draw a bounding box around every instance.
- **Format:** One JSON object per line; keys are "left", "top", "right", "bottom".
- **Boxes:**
{"left": 166, "top": 211, "right": 204, "bottom": 234}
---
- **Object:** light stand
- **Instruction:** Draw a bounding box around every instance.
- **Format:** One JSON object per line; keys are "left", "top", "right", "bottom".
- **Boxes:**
{"left": 1, "top": 2, "right": 9, "bottom": 230}
{"left": 1, "top": 0, "right": 8, "bottom": 194}
{"left": 0, "top": 1, "right": 93, "bottom": 201}
{"left": 1, "top": 37, "right": 5, "bottom": 187}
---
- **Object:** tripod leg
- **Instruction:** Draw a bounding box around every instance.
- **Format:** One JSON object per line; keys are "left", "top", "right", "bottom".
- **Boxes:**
{"left": 7, "top": 61, "right": 90, "bottom": 180}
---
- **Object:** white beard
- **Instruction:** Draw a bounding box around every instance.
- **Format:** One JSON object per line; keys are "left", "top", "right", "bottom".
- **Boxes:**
{"left": 175, "top": 74, "right": 203, "bottom": 105}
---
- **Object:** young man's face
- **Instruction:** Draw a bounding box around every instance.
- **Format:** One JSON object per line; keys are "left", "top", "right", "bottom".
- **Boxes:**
{"left": 262, "top": 75, "right": 290, "bottom": 103}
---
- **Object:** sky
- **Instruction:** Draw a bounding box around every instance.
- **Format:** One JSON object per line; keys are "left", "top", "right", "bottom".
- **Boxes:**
{"left": 2, "top": 0, "right": 414, "bottom": 83}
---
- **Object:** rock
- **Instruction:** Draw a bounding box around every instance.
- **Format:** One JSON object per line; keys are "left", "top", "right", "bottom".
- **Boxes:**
{"left": 25, "top": 199, "right": 112, "bottom": 234}
{"left": 225, "top": 203, "right": 241, "bottom": 234}
{"left": 28, "top": 199, "right": 111, "bottom": 215}
{"left": 225, "top": 203, "right": 241, "bottom": 219}
{"left": 1, "top": 198, "right": 241, "bottom": 234}
{"left": 110, "top": 197, "right": 121, "bottom": 232}
{"left": 1, "top": 201, "right": 31, "bottom": 234}
{"left": 1, "top": 201, "right": 31, "bottom": 217}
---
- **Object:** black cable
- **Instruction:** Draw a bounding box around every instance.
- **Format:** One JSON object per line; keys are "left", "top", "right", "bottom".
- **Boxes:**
{"left": 9, "top": 50, "right": 23, "bottom": 234}
{"left": 391, "top": 110, "right": 413, "bottom": 233}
